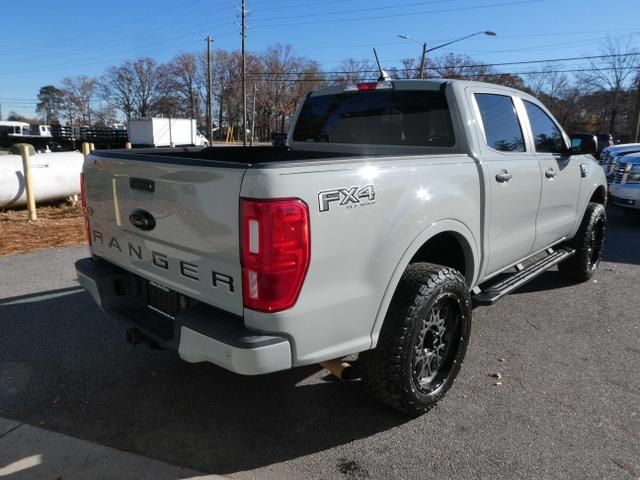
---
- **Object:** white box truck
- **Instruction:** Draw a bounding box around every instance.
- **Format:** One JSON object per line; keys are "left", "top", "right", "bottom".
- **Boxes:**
{"left": 127, "top": 118, "right": 208, "bottom": 147}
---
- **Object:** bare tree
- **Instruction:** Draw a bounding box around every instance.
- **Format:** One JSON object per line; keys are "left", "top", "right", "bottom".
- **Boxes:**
{"left": 160, "top": 53, "right": 202, "bottom": 119}
{"left": 525, "top": 64, "right": 583, "bottom": 129}
{"left": 93, "top": 103, "right": 119, "bottom": 127}
{"left": 99, "top": 57, "right": 164, "bottom": 119}
{"left": 100, "top": 63, "right": 138, "bottom": 119}
{"left": 211, "top": 49, "right": 243, "bottom": 135}
{"left": 62, "top": 75, "right": 96, "bottom": 125}
{"left": 259, "top": 44, "right": 325, "bottom": 134}
{"left": 579, "top": 38, "right": 640, "bottom": 133}
{"left": 132, "top": 57, "right": 163, "bottom": 117}
{"left": 333, "top": 58, "right": 377, "bottom": 84}
{"left": 432, "top": 53, "right": 493, "bottom": 80}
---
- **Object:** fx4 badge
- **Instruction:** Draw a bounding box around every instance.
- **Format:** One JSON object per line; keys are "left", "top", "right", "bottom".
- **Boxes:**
{"left": 318, "top": 185, "right": 376, "bottom": 212}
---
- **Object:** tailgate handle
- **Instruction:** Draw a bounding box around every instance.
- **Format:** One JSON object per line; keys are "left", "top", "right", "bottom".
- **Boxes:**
{"left": 129, "top": 209, "right": 156, "bottom": 231}
{"left": 130, "top": 177, "right": 155, "bottom": 193}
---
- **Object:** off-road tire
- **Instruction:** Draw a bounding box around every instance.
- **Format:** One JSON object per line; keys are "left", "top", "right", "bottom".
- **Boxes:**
{"left": 558, "top": 202, "right": 606, "bottom": 282}
{"left": 359, "top": 263, "right": 472, "bottom": 417}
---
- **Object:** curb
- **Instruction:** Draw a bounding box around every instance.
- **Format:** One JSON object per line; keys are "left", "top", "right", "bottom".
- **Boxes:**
{"left": 0, "top": 417, "right": 225, "bottom": 479}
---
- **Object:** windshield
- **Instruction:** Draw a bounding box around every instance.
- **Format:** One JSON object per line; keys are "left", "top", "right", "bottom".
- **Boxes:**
{"left": 292, "top": 90, "right": 455, "bottom": 147}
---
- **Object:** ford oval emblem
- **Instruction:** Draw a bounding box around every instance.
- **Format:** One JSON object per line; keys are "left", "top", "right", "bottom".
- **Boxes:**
{"left": 129, "top": 209, "right": 156, "bottom": 231}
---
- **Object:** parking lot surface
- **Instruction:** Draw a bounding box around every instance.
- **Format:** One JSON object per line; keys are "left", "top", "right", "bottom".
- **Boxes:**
{"left": 1, "top": 206, "right": 639, "bottom": 479}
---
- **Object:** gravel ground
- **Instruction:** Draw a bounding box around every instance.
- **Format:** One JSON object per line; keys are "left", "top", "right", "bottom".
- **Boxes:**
{"left": 0, "top": 205, "right": 638, "bottom": 480}
{"left": 0, "top": 203, "right": 86, "bottom": 256}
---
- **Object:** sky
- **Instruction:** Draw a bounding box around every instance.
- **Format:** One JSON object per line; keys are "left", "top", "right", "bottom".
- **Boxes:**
{"left": 1, "top": 0, "right": 638, "bottom": 120}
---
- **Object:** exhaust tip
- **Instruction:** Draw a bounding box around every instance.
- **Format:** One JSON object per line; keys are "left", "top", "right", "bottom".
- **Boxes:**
{"left": 320, "top": 359, "right": 354, "bottom": 381}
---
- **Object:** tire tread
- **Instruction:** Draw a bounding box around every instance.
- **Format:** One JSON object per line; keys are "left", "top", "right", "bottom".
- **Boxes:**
{"left": 559, "top": 202, "right": 606, "bottom": 282}
{"left": 360, "top": 263, "right": 471, "bottom": 416}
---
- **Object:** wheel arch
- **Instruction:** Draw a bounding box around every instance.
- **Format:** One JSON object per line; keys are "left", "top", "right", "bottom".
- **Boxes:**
{"left": 570, "top": 182, "right": 608, "bottom": 238}
{"left": 369, "top": 219, "right": 479, "bottom": 348}
{"left": 589, "top": 184, "right": 607, "bottom": 206}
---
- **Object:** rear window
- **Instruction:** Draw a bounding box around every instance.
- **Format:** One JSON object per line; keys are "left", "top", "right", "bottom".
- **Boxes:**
{"left": 475, "top": 93, "right": 525, "bottom": 153}
{"left": 292, "top": 90, "right": 455, "bottom": 147}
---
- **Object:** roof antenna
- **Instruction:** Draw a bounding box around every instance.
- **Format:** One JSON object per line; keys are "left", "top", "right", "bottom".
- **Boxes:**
{"left": 373, "top": 48, "right": 390, "bottom": 81}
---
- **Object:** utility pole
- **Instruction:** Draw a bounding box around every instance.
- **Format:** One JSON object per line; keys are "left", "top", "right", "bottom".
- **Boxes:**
{"left": 419, "top": 43, "right": 426, "bottom": 79}
{"left": 250, "top": 84, "right": 257, "bottom": 146}
{"left": 206, "top": 35, "right": 213, "bottom": 145}
{"left": 241, "top": 0, "right": 247, "bottom": 147}
{"left": 633, "top": 75, "right": 640, "bottom": 143}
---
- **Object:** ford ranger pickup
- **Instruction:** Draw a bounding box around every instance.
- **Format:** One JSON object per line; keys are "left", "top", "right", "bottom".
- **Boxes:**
{"left": 76, "top": 79, "right": 607, "bottom": 416}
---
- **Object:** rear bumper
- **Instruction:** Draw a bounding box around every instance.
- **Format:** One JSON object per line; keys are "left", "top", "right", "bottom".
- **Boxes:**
{"left": 75, "top": 257, "right": 292, "bottom": 375}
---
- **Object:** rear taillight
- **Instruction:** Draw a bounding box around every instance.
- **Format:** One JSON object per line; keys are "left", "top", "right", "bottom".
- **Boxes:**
{"left": 80, "top": 172, "right": 91, "bottom": 246}
{"left": 240, "top": 198, "right": 310, "bottom": 313}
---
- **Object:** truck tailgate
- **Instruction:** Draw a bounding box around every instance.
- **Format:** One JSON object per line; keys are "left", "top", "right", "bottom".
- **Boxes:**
{"left": 84, "top": 153, "right": 246, "bottom": 316}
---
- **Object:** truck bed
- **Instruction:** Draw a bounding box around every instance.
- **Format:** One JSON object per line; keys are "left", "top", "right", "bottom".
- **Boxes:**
{"left": 93, "top": 146, "right": 373, "bottom": 166}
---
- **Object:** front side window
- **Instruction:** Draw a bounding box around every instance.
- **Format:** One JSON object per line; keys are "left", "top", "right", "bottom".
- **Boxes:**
{"left": 524, "top": 101, "right": 565, "bottom": 153}
{"left": 475, "top": 93, "right": 525, "bottom": 152}
{"left": 292, "top": 90, "right": 455, "bottom": 147}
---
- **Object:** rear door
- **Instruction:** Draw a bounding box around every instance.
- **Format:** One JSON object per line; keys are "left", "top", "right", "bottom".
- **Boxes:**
{"left": 84, "top": 152, "right": 246, "bottom": 315}
{"left": 470, "top": 89, "right": 541, "bottom": 275}
{"left": 520, "top": 100, "right": 582, "bottom": 251}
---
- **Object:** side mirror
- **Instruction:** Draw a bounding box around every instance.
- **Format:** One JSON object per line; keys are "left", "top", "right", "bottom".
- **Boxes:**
{"left": 570, "top": 133, "right": 597, "bottom": 155}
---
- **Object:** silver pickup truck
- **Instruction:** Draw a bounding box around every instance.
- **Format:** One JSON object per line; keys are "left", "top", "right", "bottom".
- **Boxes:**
{"left": 76, "top": 79, "right": 607, "bottom": 416}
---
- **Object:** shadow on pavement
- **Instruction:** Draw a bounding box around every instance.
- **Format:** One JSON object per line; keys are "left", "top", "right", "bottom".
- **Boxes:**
{"left": 602, "top": 205, "right": 640, "bottom": 266}
{"left": 509, "top": 269, "right": 575, "bottom": 295}
{"left": 508, "top": 204, "right": 640, "bottom": 296}
{"left": 0, "top": 290, "right": 407, "bottom": 475}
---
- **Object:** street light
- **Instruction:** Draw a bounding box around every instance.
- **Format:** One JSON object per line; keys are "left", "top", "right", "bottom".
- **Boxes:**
{"left": 398, "top": 34, "right": 428, "bottom": 79}
{"left": 398, "top": 31, "right": 496, "bottom": 79}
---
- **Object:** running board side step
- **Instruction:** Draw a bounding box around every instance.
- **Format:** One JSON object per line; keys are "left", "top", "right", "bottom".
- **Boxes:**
{"left": 473, "top": 247, "right": 575, "bottom": 306}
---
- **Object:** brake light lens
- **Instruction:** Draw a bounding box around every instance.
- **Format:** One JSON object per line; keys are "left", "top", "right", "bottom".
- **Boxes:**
{"left": 80, "top": 172, "right": 91, "bottom": 246}
{"left": 356, "top": 82, "right": 378, "bottom": 91}
{"left": 240, "top": 198, "right": 310, "bottom": 312}
{"left": 344, "top": 81, "right": 394, "bottom": 92}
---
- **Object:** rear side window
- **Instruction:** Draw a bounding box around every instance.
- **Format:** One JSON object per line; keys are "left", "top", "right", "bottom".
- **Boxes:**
{"left": 292, "top": 90, "right": 455, "bottom": 147}
{"left": 524, "top": 101, "right": 565, "bottom": 153}
{"left": 475, "top": 93, "right": 525, "bottom": 152}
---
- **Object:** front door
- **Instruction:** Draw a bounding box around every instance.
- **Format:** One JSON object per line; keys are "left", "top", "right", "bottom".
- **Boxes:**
{"left": 522, "top": 100, "right": 582, "bottom": 250}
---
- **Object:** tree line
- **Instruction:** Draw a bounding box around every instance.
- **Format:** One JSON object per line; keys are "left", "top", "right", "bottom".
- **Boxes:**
{"left": 9, "top": 39, "right": 639, "bottom": 141}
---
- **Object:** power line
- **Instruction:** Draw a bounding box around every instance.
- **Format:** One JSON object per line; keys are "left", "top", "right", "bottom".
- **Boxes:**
{"left": 242, "top": 65, "right": 640, "bottom": 83}
{"left": 14, "top": 0, "right": 213, "bottom": 55}
{"left": 6, "top": 20, "right": 238, "bottom": 67}
{"left": 245, "top": 52, "right": 640, "bottom": 77}
{"left": 245, "top": 0, "right": 372, "bottom": 13}
{"left": 253, "top": 0, "right": 454, "bottom": 22}
{"left": 253, "top": 0, "right": 547, "bottom": 28}
{"left": 0, "top": 27, "right": 239, "bottom": 76}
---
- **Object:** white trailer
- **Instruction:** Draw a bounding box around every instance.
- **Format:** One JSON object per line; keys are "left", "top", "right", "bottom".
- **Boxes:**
{"left": 127, "top": 118, "right": 208, "bottom": 147}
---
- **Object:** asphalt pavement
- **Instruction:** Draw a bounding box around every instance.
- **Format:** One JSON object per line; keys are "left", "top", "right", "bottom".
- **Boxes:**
{"left": 0, "top": 205, "right": 639, "bottom": 479}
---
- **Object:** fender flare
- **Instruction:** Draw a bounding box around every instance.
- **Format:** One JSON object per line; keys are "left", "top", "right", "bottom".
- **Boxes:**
{"left": 570, "top": 181, "right": 608, "bottom": 238}
{"left": 369, "top": 219, "right": 480, "bottom": 348}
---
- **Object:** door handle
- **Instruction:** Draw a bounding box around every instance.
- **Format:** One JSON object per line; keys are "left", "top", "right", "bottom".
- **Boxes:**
{"left": 495, "top": 171, "right": 512, "bottom": 183}
{"left": 545, "top": 168, "right": 557, "bottom": 179}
